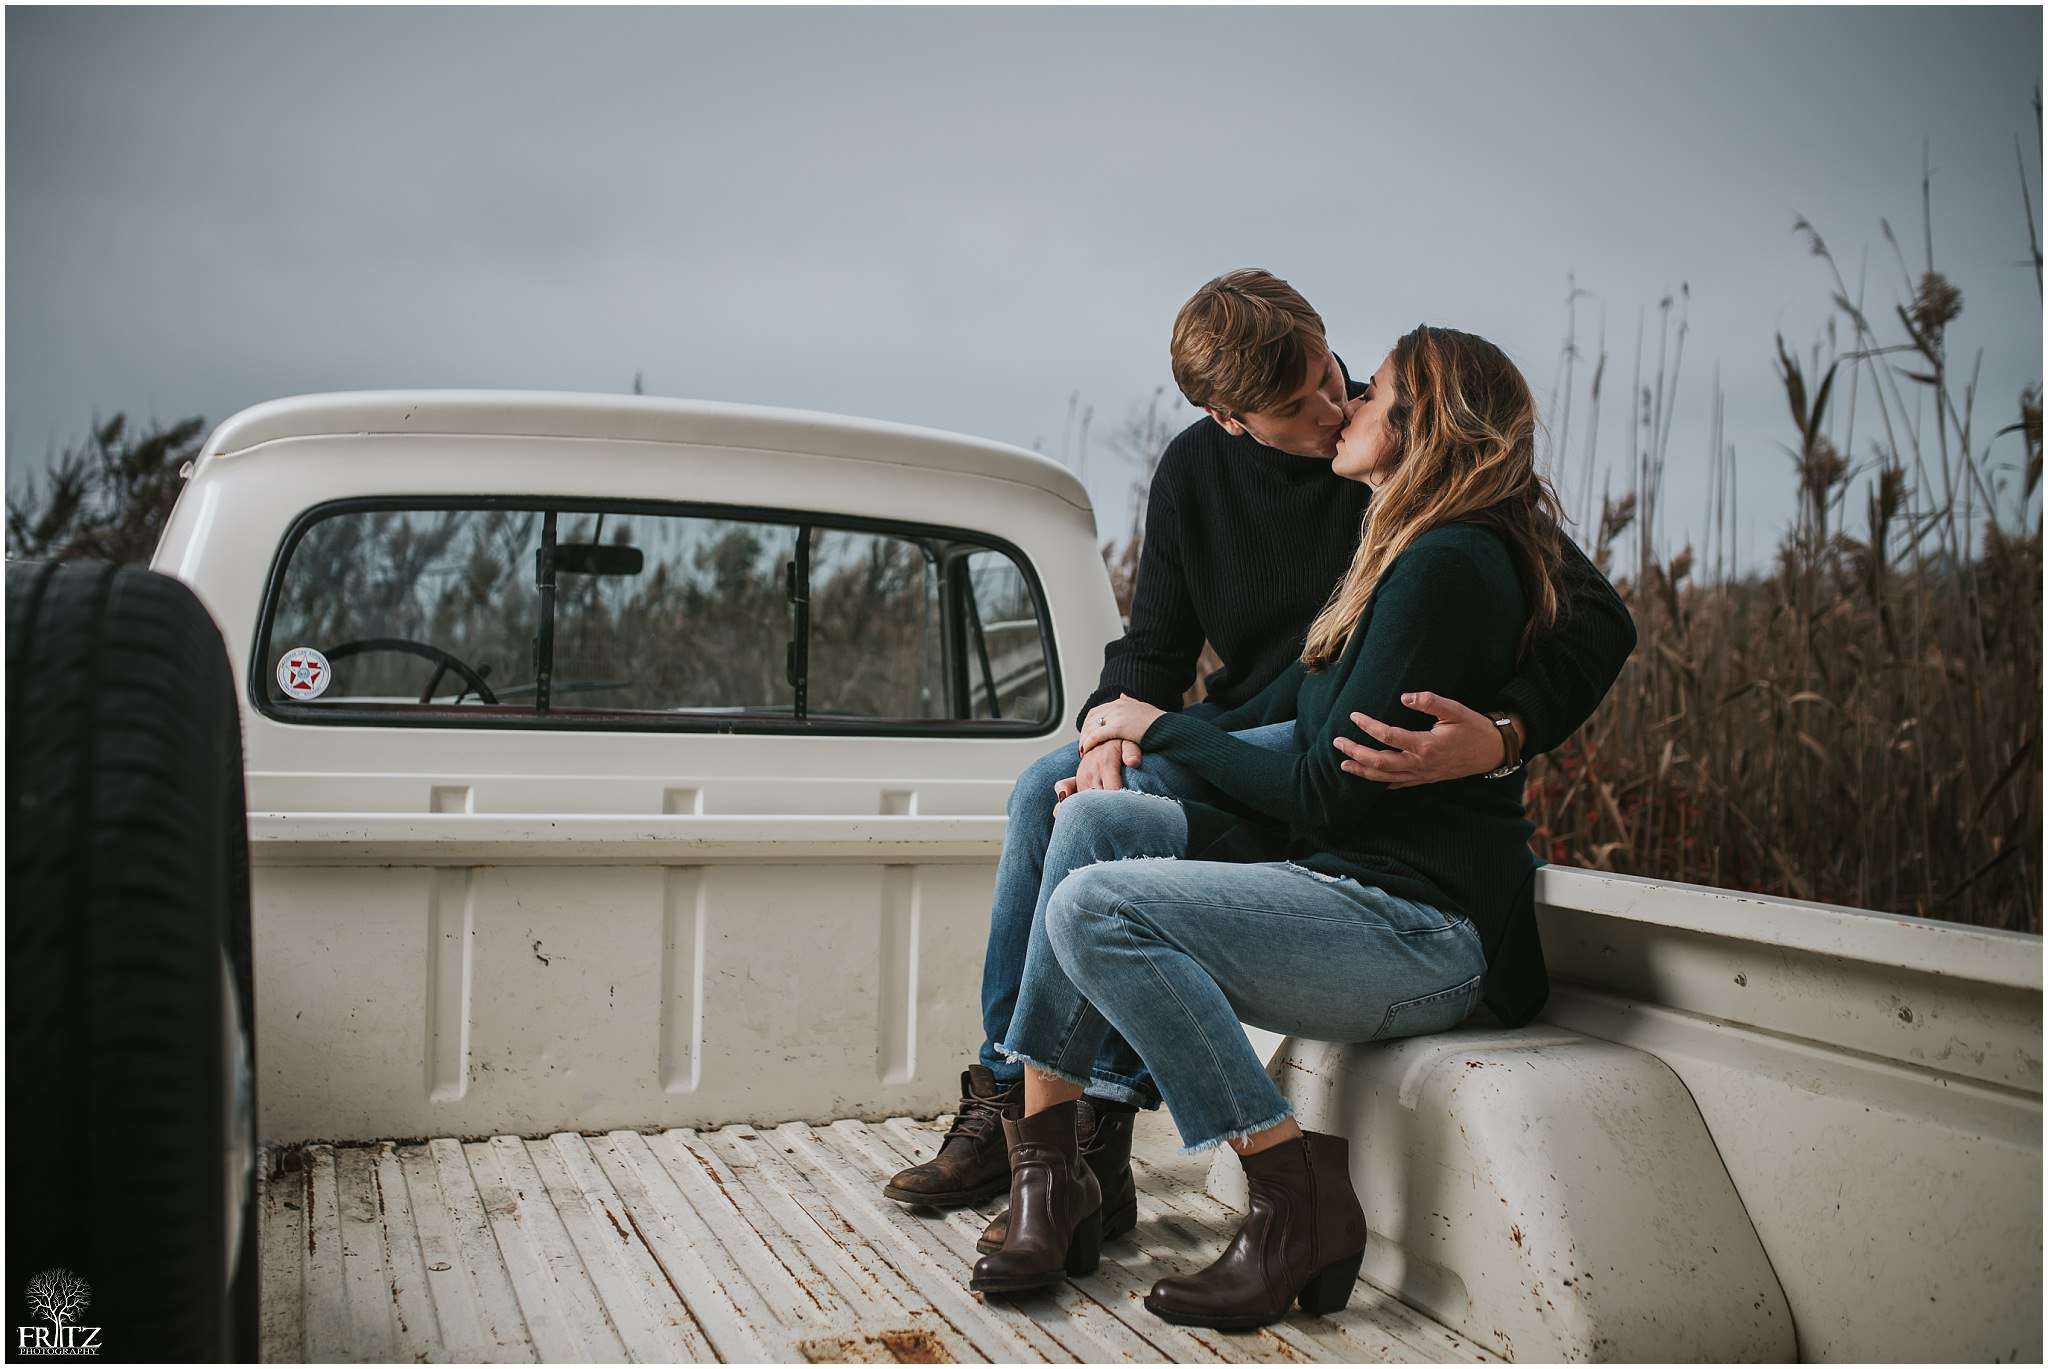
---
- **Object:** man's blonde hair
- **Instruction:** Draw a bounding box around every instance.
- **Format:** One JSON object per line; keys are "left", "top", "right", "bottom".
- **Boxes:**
{"left": 1170, "top": 269, "right": 1329, "bottom": 417}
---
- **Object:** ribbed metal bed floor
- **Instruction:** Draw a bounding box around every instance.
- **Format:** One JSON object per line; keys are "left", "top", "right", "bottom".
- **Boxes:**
{"left": 259, "top": 1110, "right": 1495, "bottom": 1363}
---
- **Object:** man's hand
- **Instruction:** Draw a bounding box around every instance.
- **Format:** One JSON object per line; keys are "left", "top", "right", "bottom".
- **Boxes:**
{"left": 1058, "top": 739, "right": 1142, "bottom": 803}
{"left": 1332, "top": 692, "right": 1520, "bottom": 789}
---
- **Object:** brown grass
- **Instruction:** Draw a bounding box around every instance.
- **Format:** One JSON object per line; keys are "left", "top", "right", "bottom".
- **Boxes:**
{"left": 1527, "top": 160, "right": 2041, "bottom": 933}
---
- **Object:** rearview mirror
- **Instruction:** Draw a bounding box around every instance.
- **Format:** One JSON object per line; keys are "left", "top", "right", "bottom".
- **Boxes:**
{"left": 553, "top": 543, "right": 644, "bottom": 576}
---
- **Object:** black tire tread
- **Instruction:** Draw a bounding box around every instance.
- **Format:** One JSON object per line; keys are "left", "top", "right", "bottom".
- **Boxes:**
{"left": 7, "top": 562, "right": 258, "bottom": 1362}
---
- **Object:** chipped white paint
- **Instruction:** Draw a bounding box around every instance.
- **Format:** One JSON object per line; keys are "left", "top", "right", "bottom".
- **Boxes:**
{"left": 1269, "top": 1033, "right": 1792, "bottom": 1362}
{"left": 1534, "top": 869, "right": 2041, "bottom": 1364}
{"left": 1251, "top": 870, "right": 2041, "bottom": 1364}
{"left": 260, "top": 1116, "right": 1499, "bottom": 1364}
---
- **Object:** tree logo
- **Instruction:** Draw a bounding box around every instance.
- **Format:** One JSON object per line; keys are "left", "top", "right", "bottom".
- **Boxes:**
{"left": 16, "top": 1269, "right": 101, "bottom": 1357}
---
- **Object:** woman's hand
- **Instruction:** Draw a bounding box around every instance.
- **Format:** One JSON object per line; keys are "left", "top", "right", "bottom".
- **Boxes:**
{"left": 1078, "top": 694, "right": 1165, "bottom": 757}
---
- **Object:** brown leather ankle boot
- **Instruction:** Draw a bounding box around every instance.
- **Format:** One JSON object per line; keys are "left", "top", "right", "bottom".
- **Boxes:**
{"left": 1143, "top": 1130, "right": 1366, "bottom": 1329}
{"left": 968, "top": 1100, "right": 1102, "bottom": 1294}
{"left": 883, "top": 1065, "right": 1020, "bottom": 1207}
{"left": 977, "top": 1097, "right": 1137, "bottom": 1254}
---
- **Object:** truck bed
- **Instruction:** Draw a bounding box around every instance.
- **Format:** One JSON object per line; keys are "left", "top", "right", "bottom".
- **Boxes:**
{"left": 259, "top": 1107, "right": 1495, "bottom": 1363}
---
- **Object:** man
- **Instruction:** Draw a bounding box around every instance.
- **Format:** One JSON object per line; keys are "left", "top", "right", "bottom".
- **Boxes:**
{"left": 884, "top": 269, "right": 1637, "bottom": 1253}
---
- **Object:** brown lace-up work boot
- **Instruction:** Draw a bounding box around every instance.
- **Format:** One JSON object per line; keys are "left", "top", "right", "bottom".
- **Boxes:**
{"left": 1143, "top": 1130, "right": 1367, "bottom": 1329}
{"left": 883, "top": 1065, "right": 1020, "bottom": 1207}
{"left": 969, "top": 1100, "right": 1103, "bottom": 1294}
{"left": 976, "top": 1096, "right": 1137, "bottom": 1254}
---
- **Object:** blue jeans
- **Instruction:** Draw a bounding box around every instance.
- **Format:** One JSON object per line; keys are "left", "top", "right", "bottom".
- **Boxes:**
{"left": 999, "top": 789, "right": 1488, "bottom": 1152}
{"left": 977, "top": 707, "right": 1296, "bottom": 1107}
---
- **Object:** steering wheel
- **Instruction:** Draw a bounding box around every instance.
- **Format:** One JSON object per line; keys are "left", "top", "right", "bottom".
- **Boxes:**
{"left": 324, "top": 637, "right": 500, "bottom": 705}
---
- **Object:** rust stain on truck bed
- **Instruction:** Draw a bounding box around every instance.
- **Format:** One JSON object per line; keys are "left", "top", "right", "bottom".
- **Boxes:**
{"left": 799, "top": 1329, "right": 951, "bottom": 1362}
{"left": 263, "top": 1122, "right": 1498, "bottom": 1363}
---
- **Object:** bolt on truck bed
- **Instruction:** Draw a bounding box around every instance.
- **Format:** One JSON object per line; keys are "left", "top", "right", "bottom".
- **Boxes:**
{"left": 259, "top": 1110, "right": 1494, "bottom": 1364}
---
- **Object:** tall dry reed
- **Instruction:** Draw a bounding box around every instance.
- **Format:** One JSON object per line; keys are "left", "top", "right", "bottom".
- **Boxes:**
{"left": 1529, "top": 155, "right": 2042, "bottom": 933}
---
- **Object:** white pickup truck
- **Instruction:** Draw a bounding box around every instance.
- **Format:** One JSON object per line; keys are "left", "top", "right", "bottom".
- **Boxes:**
{"left": 8, "top": 391, "right": 2037, "bottom": 1363}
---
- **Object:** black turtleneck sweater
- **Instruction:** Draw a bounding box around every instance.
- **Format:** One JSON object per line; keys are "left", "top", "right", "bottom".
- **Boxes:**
{"left": 1079, "top": 371, "right": 1637, "bottom": 759}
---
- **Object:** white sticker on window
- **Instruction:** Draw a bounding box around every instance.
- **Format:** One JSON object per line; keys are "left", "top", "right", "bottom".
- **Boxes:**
{"left": 277, "top": 646, "right": 332, "bottom": 700}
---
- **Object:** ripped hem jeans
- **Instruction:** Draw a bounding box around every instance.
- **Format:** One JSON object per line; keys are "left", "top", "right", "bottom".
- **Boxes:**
{"left": 997, "top": 789, "right": 1487, "bottom": 1152}
{"left": 976, "top": 711, "right": 1294, "bottom": 1105}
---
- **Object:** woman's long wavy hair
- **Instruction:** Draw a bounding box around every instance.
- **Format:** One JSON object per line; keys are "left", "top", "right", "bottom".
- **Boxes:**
{"left": 1302, "top": 325, "right": 1565, "bottom": 670}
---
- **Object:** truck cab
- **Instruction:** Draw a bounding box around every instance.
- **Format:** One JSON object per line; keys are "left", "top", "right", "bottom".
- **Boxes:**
{"left": 156, "top": 390, "right": 1119, "bottom": 1146}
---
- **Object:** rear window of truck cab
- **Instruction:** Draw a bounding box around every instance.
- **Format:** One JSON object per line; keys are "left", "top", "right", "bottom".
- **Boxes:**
{"left": 253, "top": 499, "right": 1059, "bottom": 734}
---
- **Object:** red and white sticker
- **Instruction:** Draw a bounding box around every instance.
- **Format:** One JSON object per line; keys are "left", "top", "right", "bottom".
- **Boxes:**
{"left": 277, "top": 646, "right": 332, "bottom": 700}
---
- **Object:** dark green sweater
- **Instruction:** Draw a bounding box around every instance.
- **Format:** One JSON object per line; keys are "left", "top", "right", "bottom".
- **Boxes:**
{"left": 1140, "top": 522, "right": 1547, "bottom": 1020}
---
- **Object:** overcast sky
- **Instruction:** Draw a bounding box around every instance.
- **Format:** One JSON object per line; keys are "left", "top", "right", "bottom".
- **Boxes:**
{"left": 7, "top": 6, "right": 2041, "bottom": 570}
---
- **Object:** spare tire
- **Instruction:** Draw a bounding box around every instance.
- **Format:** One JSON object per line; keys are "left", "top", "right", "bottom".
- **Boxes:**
{"left": 6, "top": 561, "right": 258, "bottom": 1362}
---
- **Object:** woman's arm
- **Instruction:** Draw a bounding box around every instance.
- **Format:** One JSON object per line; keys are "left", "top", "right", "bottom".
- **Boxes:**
{"left": 1140, "top": 538, "right": 1524, "bottom": 843}
{"left": 1202, "top": 658, "right": 1309, "bottom": 733}
{"left": 1077, "top": 657, "right": 1309, "bottom": 763}
{"left": 1072, "top": 659, "right": 1308, "bottom": 798}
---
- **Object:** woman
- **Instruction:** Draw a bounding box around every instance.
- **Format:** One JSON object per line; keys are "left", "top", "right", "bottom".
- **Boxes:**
{"left": 968, "top": 326, "right": 1563, "bottom": 1329}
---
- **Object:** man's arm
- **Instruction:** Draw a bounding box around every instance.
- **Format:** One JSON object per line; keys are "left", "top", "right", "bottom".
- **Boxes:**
{"left": 1495, "top": 532, "right": 1636, "bottom": 758}
{"left": 1333, "top": 533, "right": 1635, "bottom": 785}
{"left": 1067, "top": 446, "right": 1209, "bottom": 792}
{"left": 1075, "top": 455, "right": 1207, "bottom": 726}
